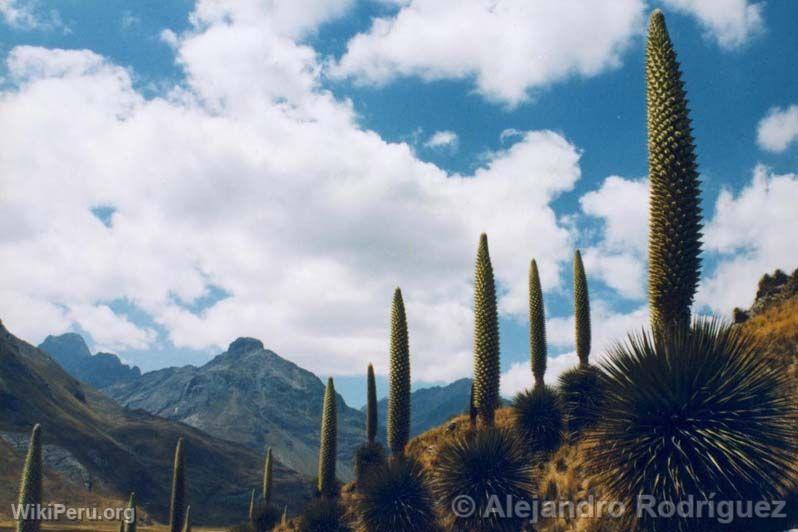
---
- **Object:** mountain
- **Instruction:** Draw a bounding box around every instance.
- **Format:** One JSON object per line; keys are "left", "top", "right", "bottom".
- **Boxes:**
{"left": 374, "top": 378, "right": 471, "bottom": 438}
{"left": 0, "top": 322, "right": 308, "bottom": 525}
{"left": 39, "top": 333, "right": 141, "bottom": 389}
{"left": 104, "top": 337, "right": 367, "bottom": 479}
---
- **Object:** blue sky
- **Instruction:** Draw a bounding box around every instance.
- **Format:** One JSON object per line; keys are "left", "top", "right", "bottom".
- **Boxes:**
{"left": 1, "top": 0, "right": 797, "bottom": 407}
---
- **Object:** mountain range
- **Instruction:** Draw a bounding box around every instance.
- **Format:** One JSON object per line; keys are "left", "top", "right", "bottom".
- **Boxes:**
{"left": 0, "top": 321, "right": 309, "bottom": 525}
{"left": 39, "top": 333, "right": 141, "bottom": 388}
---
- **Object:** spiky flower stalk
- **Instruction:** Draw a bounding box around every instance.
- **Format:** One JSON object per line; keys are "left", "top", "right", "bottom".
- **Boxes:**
{"left": 529, "top": 260, "right": 546, "bottom": 388}
{"left": 262, "top": 448, "right": 273, "bottom": 504}
{"left": 473, "top": 233, "right": 500, "bottom": 427}
{"left": 169, "top": 438, "right": 186, "bottom": 532}
{"left": 181, "top": 505, "right": 191, "bottom": 532}
{"left": 573, "top": 250, "right": 591, "bottom": 367}
{"left": 16, "top": 424, "right": 42, "bottom": 532}
{"left": 366, "top": 363, "right": 378, "bottom": 445}
{"left": 281, "top": 506, "right": 288, "bottom": 526}
{"left": 646, "top": 9, "right": 702, "bottom": 336}
{"left": 317, "top": 378, "right": 338, "bottom": 498}
{"left": 468, "top": 382, "right": 477, "bottom": 429}
{"left": 387, "top": 288, "right": 410, "bottom": 456}
{"left": 248, "top": 489, "right": 255, "bottom": 521}
{"left": 124, "top": 492, "right": 136, "bottom": 532}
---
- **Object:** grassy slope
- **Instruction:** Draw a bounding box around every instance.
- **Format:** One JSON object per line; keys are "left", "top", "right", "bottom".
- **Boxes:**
{"left": 402, "top": 295, "right": 798, "bottom": 532}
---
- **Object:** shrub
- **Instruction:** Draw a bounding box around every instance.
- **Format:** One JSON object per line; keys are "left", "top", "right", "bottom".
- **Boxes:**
{"left": 558, "top": 365, "right": 602, "bottom": 439}
{"left": 354, "top": 442, "right": 386, "bottom": 486}
{"left": 298, "top": 498, "right": 351, "bottom": 532}
{"left": 434, "top": 428, "right": 534, "bottom": 532}
{"left": 356, "top": 457, "right": 437, "bottom": 531}
{"left": 583, "top": 319, "right": 798, "bottom": 531}
{"left": 251, "top": 502, "right": 281, "bottom": 532}
{"left": 512, "top": 385, "right": 563, "bottom": 454}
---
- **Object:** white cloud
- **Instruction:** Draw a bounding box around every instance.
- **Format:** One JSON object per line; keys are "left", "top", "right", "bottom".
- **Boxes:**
{"left": 659, "top": 0, "right": 764, "bottom": 49}
{"left": 68, "top": 304, "right": 156, "bottom": 352}
{"left": 698, "top": 165, "right": 798, "bottom": 313}
{"left": 0, "top": 0, "right": 63, "bottom": 31}
{"left": 579, "top": 176, "right": 648, "bottom": 299}
{"left": 424, "top": 130, "right": 458, "bottom": 151}
{"left": 756, "top": 104, "right": 798, "bottom": 153}
{"left": 0, "top": 1, "right": 581, "bottom": 381}
{"left": 332, "top": 0, "right": 645, "bottom": 106}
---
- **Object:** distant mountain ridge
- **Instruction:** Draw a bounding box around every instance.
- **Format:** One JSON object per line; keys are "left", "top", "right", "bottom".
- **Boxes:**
{"left": 103, "top": 337, "right": 366, "bottom": 479}
{"left": 39, "top": 333, "right": 141, "bottom": 388}
{"left": 0, "top": 321, "right": 308, "bottom": 525}
{"left": 373, "top": 378, "right": 472, "bottom": 438}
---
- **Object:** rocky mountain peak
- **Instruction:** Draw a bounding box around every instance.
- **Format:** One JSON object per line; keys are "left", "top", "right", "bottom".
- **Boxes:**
{"left": 227, "top": 337, "right": 264, "bottom": 355}
{"left": 39, "top": 333, "right": 91, "bottom": 363}
{"left": 734, "top": 267, "right": 798, "bottom": 323}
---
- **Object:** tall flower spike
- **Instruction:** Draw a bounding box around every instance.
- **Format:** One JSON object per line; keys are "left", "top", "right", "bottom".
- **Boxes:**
{"left": 573, "top": 250, "right": 591, "bottom": 367}
{"left": 529, "top": 260, "right": 546, "bottom": 388}
{"left": 124, "top": 492, "right": 136, "bottom": 532}
{"left": 473, "top": 234, "right": 500, "bottom": 427}
{"left": 317, "top": 378, "right": 338, "bottom": 497}
{"left": 262, "top": 447, "right": 273, "bottom": 504}
{"left": 646, "top": 9, "right": 702, "bottom": 336}
{"left": 168, "top": 438, "right": 186, "bottom": 532}
{"left": 16, "top": 424, "right": 42, "bottom": 532}
{"left": 387, "top": 288, "right": 410, "bottom": 456}
{"left": 366, "top": 363, "right": 378, "bottom": 445}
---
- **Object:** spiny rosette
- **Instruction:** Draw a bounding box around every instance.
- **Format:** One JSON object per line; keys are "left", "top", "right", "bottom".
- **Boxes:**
{"left": 434, "top": 428, "right": 534, "bottom": 532}
{"left": 558, "top": 365, "right": 603, "bottom": 440}
{"left": 583, "top": 318, "right": 798, "bottom": 531}
{"left": 356, "top": 457, "right": 437, "bottom": 532}
{"left": 512, "top": 385, "right": 564, "bottom": 455}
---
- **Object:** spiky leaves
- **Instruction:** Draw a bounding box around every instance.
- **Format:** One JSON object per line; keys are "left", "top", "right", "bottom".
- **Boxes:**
{"left": 16, "top": 424, "right": 42, "bottom": 532}
{"left": 124, "top": 492, "right": 136, "bottom": 532}
{"left": 573, "top": 250, "right": 591, "bottom": 367}
{"left": 558, "top": 365, "right": 602, "bottom": 439}
{"left": 584, "top": 319, "right": 798, "bottom": 531}
{"left": 529, "top": 259, "right": 546, "bottom": 388}
{"left": 357, "top": 458, "right": 437, "bottom": 532}
{"left": 473, "top": 234, "right": 500, "bottom": 427}
{"left": 512, "top": 386, "right": 563, "bottom": 455}
{"left": 387, "top": 288, "right": 410, "bottom": 456}
{"left": 366, "top": 363, "right": 377, "bottom": 445}
{"left": 169, "top": 438, "right": 186, "bottom": 532}
{"left": 262, "top": 448, "right": 273, "bottom": 504}
{"left": 646, "top": 9, "right": 702, "bottom": 336}
{"left": 434, "top": 428, "right": 534, "bottom": 532}
{"left": 317, "top": 378, "right": 338, "bottom": 498}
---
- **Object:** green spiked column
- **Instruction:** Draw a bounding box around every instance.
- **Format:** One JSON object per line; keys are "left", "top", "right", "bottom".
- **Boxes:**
{"left": 248, "top": 489, "right": 255, "bottom": 521}
{"left": 124, "top": 493, "right": 136, "bottom": 532}
{"left": 366, "top": 363, "right": 378, "bottom": 445}
{"left": 169, "top": 438, "right": 186, "bottom": 532}
{"left": 646, "top": 9, "right": 702, "bottom": 336}
{"left": 473, "top": 234, "right": 500, "bottom": 427}
{"left": 16, "top": 424, "right": 42, "bottom": 532}
{"left": 262, "top": 448, "right": 273, "bottom": 504}
{"left": 387, "top": 288, "right": 410, "bottom": 456}
{"left": 468, "top": 382, "right": 477, "bottom": 429}
{"left": 317, "top": 378, "right": 338, "bottom": 497}
{"left": 529, "top": 260, "right": 547, "bottom": 388}
{"left": 181, "top": 505, "right": 191, "bottom": 532}
{"left": 573, "top": 250, "right": 591, "bottom": 367}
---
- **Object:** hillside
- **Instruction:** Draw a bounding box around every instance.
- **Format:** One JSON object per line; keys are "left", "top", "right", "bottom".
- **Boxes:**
{"left": 104, "top": 338, "right": 366, "bottom": 479}
{"left": 0, "top": 322, "right": 309, "bottom": 526}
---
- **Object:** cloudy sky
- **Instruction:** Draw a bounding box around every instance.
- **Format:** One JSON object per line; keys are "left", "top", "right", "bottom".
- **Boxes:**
{"left": 1, "top": 0, "right": 796, "bottom": 406}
